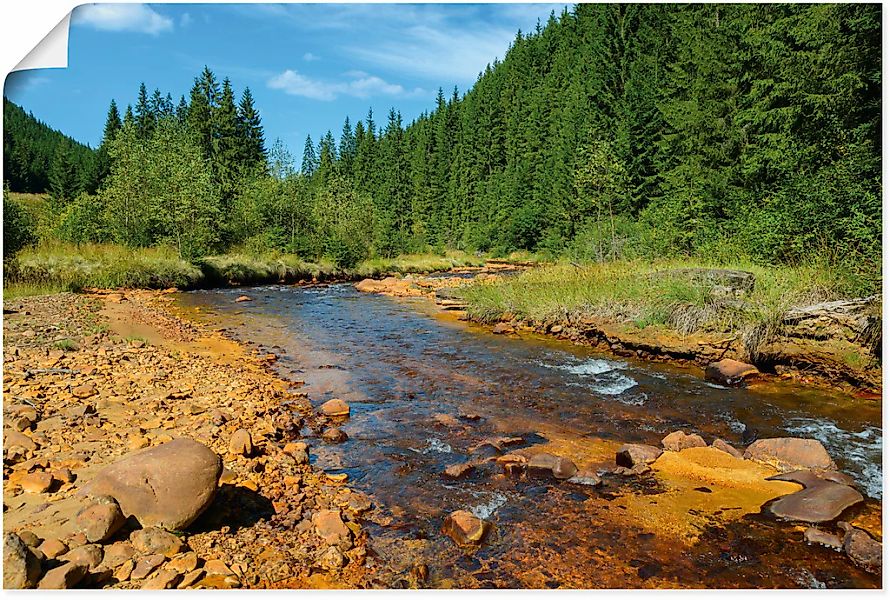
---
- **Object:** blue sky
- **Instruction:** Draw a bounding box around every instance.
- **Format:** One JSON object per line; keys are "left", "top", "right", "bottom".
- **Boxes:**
{"left": 4, "top": 3, "right": 566, "bottom": 155}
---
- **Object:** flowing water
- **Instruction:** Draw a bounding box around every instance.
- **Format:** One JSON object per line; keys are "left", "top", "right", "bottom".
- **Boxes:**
{"left": 177, "top": 283, "right": 882, "bottom": 588}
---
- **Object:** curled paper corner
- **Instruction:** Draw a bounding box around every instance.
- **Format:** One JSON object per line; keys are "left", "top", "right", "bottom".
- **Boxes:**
{"left": 12, "top": 12, "right": 71, "bottom": 73}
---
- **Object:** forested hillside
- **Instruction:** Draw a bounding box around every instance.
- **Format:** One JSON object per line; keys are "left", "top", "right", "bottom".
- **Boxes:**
{"left": 2, "top": 3, "right": 882, "bottom": 285}
{"left": 3, "top": 99, "right": 98, "bottom": 196}
{"left": 327, "top": 3, "right": 880, "bottom": 269}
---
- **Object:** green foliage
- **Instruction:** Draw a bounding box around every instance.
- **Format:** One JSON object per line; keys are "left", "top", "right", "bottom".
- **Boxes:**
{"left": 3, "top": 189, "right": 37, "bottom": 255}
{"left": 3, "top": 7, "right": 881, "bottom": 293}
{"left": 102, "top": 118, "right": 219, "bottom": 258}
{"left": 3, "top": 98, "right": 97, "bottom": 195}
{"left": 55, "top": 192, "right": 107, "bottom": 244}
{"left": 312, "top": 175, "right": 374, "bottom": 268}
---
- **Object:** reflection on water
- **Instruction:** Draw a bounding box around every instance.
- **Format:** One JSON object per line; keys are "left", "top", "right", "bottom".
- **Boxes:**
{"left": 177, "top": 283, "right": 882, "bottom": 588}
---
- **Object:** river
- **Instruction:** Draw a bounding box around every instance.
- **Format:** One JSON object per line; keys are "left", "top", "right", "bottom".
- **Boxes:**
{"left": 176, "top": 283, "right": 882, "bottom": 588}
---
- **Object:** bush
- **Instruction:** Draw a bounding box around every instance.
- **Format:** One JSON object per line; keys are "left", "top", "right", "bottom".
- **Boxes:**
{"left": 55, "top": 192, "right": 108, "bottom": 244}
{"left": 3, "top": 193, "right": 36, "bottom": 255}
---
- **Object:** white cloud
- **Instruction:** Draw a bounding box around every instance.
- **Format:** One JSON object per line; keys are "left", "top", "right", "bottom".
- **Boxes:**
{"left": 73, "top": 4, "right": 174, "bottom": 36}
{"left": 268, "top": 69, "right": 422, "bottom": 101}
{"left": 180, "top": 13, "right": 193, "bottom": 28}
{"left": 303, "top": 52, "right": 319, "bottom": 62}
{"left": 239, "top": 3, "right": 567, "bottom": 85}
{"left": 350, "top": 24, "right": 518, "bottom": 84}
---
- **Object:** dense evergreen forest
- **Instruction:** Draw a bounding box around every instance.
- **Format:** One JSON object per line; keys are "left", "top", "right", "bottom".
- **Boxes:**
{"left": 3, "top": 3, "right": 882, "bottom": 280}
{"left": 3, "top": 100, "right": 98, "bottom": 197}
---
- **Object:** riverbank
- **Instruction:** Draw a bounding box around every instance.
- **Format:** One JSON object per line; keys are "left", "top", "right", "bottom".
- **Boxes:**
{"left": 3, "top": 284, "right": 882, "bottom": 588}
{"left": 3, "top": 242, "right": 489, "bottom": 300}
{"left": 452, "top": 262, "right": 882, "bottom": 394}
{"left": 2, "top": 289, "right": 384, "bottom": 588}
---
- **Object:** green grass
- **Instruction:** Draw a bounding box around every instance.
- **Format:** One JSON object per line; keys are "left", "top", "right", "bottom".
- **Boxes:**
{"left": 5, "top": 242, "right": 488, "bottom": 292}
{"left": 457, "top": 257, "right": 872, "bottom": 359}
{"left": 199, "top": 253, "right": 332, "bottom": 286}
{"left": 3, "top": 280, "right": 71, "bottom": 300}
{"left": 352, "top": 251, "right": 486, "bottom": 278}
{"left": 8, "top": 242, "right": 203, "bottom": 292}
{"left": 53, "top": 338, "right": 78, "bottom": 351}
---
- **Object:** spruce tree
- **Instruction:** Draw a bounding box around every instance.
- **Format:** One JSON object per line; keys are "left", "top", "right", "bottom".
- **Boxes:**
{"left": 301, "top": 135, "right": 318, "bottom": 176}
{"left": 237, "top": 87, "right": 266, "bottom": 175}
{"left": 134, "top": 82, "right": 155, "bottom": 139}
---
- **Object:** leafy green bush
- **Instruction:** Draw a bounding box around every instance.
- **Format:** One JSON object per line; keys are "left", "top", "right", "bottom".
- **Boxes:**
{"left": 3, "top": 192, "right": 36, "bottom": 255}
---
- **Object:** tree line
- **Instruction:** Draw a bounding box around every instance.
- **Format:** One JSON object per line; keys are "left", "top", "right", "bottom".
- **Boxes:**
{"left": 3, "top": 3, "right": 881, "bottom": 277}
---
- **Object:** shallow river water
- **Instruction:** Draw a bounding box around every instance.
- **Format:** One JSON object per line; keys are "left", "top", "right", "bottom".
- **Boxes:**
{"left": 177, "top": 283, "right": 882, "bottom": 588}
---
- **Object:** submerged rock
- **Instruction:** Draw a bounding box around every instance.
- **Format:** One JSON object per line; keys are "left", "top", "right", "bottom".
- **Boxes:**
{"left": 322, "top": 427, "right": 348, "bottom": 443}
{"left": 442, "top": 510, "right": 489, "bottom": 546}
{"left": 84, "top": 438, "right": 222, "bottom": 530}
{"left": 443, "top": 463, "right": 475, "bottom": 479}
{"left": 839, "top": 522, "right": 882, "bottom": 574}
{"left": 527, "top": 453, "right": 578, "bottom": 480}
{"left": 568, "top": 469, "right": 603, "bottom": 487}
{"left": 615, "top": 444, "right": 662, "bottom": 468}
{"left": 318, "top": 398, "right": 350, "bottom": 418}
{"left": 495, "top": 453, "right": 528, "bottom": 475}
{"left": 662, "top": 431, "right": 707, "bottom": 452}
{"left": 767, "top": 481, "right": 863, "bottom": 523}
{"left": 705, "top": 358, "right": 759, "bottom": 386}
{"left": 804, "top": 527, "right": 843, "bottom": 551}
{"left": 744, "top": 437, "right": 837, "bottom": 472}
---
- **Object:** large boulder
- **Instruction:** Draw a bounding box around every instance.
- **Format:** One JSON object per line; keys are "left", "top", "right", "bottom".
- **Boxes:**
{"left": 615, "top": 444, "right": 662, "bottom": 468}
{"left": 744, "top": 437, "right": 836, "bottom": 472}
{"left": 83, "top": 438, "right": 222, "bottom": 530}
{"left": 4, "top": 533, "right": 41, "bottom": 589}
{"left": 705, "top": 359, "right": 759, "bottom": 386}
{"left": 767, "top": 481, "right": 863, "bottom": 523}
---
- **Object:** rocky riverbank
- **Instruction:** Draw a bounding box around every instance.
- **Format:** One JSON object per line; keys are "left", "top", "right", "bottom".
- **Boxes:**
{"left": 2, "top": 290, "right": 380, "bottom": 589}
{"left": 3, "top": 283, "right": 882, "bottom": 588}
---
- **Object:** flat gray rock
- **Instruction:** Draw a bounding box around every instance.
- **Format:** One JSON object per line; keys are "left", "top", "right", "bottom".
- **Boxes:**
{"left": 767, "top": 481, "right": 863, "bottom": 523}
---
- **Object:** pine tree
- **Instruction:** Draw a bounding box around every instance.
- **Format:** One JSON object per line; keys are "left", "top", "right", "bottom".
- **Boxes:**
{"left": 301, "top": 135, "right": 318, "bottom": 176}
{"left": 48, "top": 143, "right": 80, "bottom": 205}
{"left": 338, "top": 116, "right": 356, "bottom": 177}
{"left": 237, "top": 87, "right": 266, "bottom": 175}
{"left": 214, "top": 78, "right": 243, "bottom": 206}
{"left": 134, "top": 82, "right": 155, "bottom": 139}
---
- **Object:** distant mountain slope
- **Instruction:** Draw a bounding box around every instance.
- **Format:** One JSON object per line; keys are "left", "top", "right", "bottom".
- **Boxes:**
{"left": 3, "top": 97, "right": 96, "bottom": 194}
